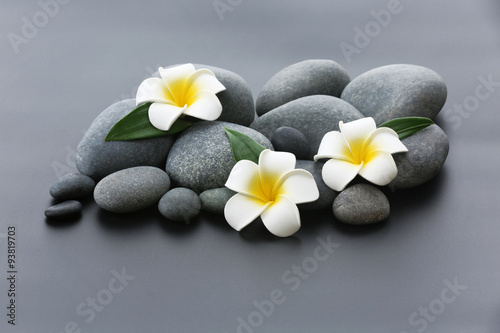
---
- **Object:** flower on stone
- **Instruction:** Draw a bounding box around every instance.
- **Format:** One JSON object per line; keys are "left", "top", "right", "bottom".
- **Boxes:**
{"left": 224, "top": 149, "right": 319, "bottom": 237}
{"left": 314, "top": 117, "right": 408, "bottom": 191}
{"left": 135, "top": 63, "right": 226, "bottom": 131}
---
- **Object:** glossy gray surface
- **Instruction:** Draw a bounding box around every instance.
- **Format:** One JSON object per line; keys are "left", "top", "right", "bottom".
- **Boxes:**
{"left": 1, "top": 1, "right": 499, "bottom": 332}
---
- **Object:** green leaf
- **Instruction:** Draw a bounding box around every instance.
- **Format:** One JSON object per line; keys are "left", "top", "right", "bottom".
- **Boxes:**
{"left": 378, "top": 117, "right": 434, "bottom": 140}
{"left": 224, "top": 127, "right": 266, "bottom": 164}
{"left": 105, "top": 103, "right": 192, "bottom": 141}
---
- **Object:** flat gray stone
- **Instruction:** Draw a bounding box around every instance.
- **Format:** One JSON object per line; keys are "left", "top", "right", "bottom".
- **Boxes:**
{"left": 50, "top": 173, "right": 95, "bottom": 200}
{"left": 341, "top": 64, "right": 447, "bottom": 124}
{"left": 296, "top": 160, "right": 338, "bottom": 211}
{"left": 199, "top": 187, "right": 236, "bottom": 215}
{"left": 256, "top": 59, "right": 351, "bottom": 116}
{"left": 390, "top": 124, "right": 449, "bottom": 190}
{"left": 333, "top": 184, "right": 390, "bottom": 225}
{"left": 158, "top": 188, "right": 201, "bottom": 223}
{"left": 166, "top": 121, "right": 273, "bottom": 193}
{"left": 250, "top": 95, "right": 364, "bottom": 160}
{"left": 45, "top": 200, "right": 82, "bottom": 220}
{"left": 76, "top": 99, "right": 174, "bottom": 180}
{"left": 94, "top": 166, "right": 170, "bottom": 213}
{"left": 271, "top": 127, "right": 311, "bottom": 160}
{"left": 156, "top": 64, "right": 256, "bottom": 126}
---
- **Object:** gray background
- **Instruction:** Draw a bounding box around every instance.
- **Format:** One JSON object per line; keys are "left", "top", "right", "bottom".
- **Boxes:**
{"left": 1, "top": 0, "right": 499, "bottom": 332}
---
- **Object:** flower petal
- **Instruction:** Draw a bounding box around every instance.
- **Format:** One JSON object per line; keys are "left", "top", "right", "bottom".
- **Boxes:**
{"left": 259, "top": 150, "right": 296, "bottom": 199}
{"left": 185, "top": 69, "right": 226, "bottom": 99}
{"left": 158, "top": 64, "right": 195, "bottom": 105}
{"left": 274, "top": 169, "right": 319, "bottom": 204}
{"left": 339, "top": 117, "right": 377, "bottom": 160}
{"left": 224, "top": 193, "right": 270, "bottom": 231}
{"left": 314, "top": 130, "right": 353, "bottom": 162}
{"left": 136, "top": 77, "right": 175, "bottom": 105}
{"left": 261, "top": 195, "right": 301, "bottom": 237}
{"left": 183, "top": 91, "right": 223, "bottom": 121}
{"left": 321, "top": 158, "right": 362, "bottom": 191}
{"left": 225, "top": 159, "right": 267, "bottom": 201}
{"left": 359, "top": 149, "right": 398, "bottom": 186}
{"left": 148, "top": 102, "right": 185, "bottom": 131}
{"left": 364, "top": 127, "right": 408, "bottom": 155}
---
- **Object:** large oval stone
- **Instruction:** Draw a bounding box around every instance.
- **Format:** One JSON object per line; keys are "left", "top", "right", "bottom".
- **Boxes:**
{"left": 390, "top": 124, "right": 449, "bottom": 190}
{"left": 256, "top": 59, "right": 351, "bottom": 116}
{"left": 166, "top": 121, "right": 273, "bottom": 193}
{"left": 76, "top": 99, "right": 174, "bottom": 180}
{"left": 341, "top": 64, "right": 447, "bottom": 124}
{"left": 94, "top": 166, "right": 170, "bottom": 213}
{"left": 250, "top": 95, "right": 364, "bottom": 160}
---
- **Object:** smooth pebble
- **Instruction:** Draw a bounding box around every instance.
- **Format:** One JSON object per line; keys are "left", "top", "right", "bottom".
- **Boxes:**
{"left": 50, "top": 173, "right": 95, "bottom": 200}
{"left": 158, "top": 188, "right": 201, "bottom": 223}
{"left": 45, "top": 200, "right": 82, "bottom": 220}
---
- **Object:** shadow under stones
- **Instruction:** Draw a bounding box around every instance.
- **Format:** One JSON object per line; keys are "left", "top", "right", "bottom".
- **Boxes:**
{"left": 238, "top": 217, "right": 301, "bottom": 246}
{"left": 97, "top": 205, "right": 160, "bottom": 231}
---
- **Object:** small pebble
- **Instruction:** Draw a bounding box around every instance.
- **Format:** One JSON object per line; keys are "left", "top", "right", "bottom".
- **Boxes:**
{"left": 45, "top": 200, "right": 82, "bottom": 220}
{"left": 333, "top": 184, "right": 390, "bottom": 225}
{"left": 199, "top": 187, "right": 236, "bottom": 215}
{"left": 50, "top": 173, "right": 95, "bottom": 200}
{"left": 158, "top": 188, "right": 201, "bottom": 223}
{"left": 271, "top": 127, "right": 311, "bottom": 160}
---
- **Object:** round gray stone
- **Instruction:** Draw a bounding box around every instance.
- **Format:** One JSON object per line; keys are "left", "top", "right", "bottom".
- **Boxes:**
{"left": 271, "top": 127, "right": 311, "bottom": 160}
{"left": 199, "top": 187, "right": 236, "bottom": 215}
{"left": 295, "top": 160, "right": 338, "bottom": 211}
{"left": 390, "top": 124, "right": 449, "bottom": 190}
{"left": 156, "top": 64, "right": 256, "bottom": 126}
{"left": 166, "top": 121, "right": 273, "bottom": 192}
{"left": 94, "top": 166, "right": 170, "bottom": 213}
{"left": 50, "top": 173, "right": 95, "bottom": 200}
{"left": 341, "top": 64, "right": 447, "bottom": 124}
{"left": 250, "top": 95, "right": 364, "bottom": 160}
{"left": 333, "top": 184, "right": 390, "bottom": 225}
{"left": 256, "top": 59, "right": 351, "bottom": 116}
{"left": 45, "top": 200, "right": 82, "bottom": 220}
{"left": 158, "top": 188, "right": 201, "bottom": 223}
{"left": 76, "top": 99, "right": 174, "bottom": 180}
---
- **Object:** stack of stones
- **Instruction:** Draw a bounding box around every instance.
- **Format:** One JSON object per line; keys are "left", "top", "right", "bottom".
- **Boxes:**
{"left": 45, "top": 60, "right": 449, "bottom": 227}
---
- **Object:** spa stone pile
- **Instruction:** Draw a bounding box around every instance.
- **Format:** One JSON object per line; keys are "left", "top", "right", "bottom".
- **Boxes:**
{"left": 45, "top": 60, "right": 449, "bottom": 227}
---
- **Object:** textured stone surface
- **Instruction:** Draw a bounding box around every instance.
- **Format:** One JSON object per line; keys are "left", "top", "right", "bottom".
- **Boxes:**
{"left": 76, "top": 99, "right": 174, "bottom": 180}
{"left": 390, "top": 124, "right": 449, "bottom": 190}
{"left": 158, "top": 188, "right": 201, "bottom": 223}
{"left": 271, "top": 127, "right": 311, "bottom": 160}
{"left": 50, "top": 173, "right": 95, "bottom": 200}
{"left": 94, "top": 167, "right": 170, "bottom": 213}
{"left": 333, "top": 184, "right": 390, "bottom": 225}
{"left": 341, "top": 64, "right": 447, "bottom": 124}
{"left": 251, "top": 95, "right": 363, "bottom": 160}
{"left": 166, "top": 121, "right": 273, "bottom": 192}
{"left": 200, "top": 187, "right": 236, "bottom": 215}
{"left": 256, "top": 59, "right": 351, "bottom": 116}
{"left": 296, "top": 160, "right": 338, "bottom": 211}
{"left": 45, "top": 200, "right": 82, "bottom": 220}
{"left": 156, "top": 64, "right": 256, "bottom": 126}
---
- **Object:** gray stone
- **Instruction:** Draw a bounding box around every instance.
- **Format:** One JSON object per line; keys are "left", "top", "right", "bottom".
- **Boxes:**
{"left": 158, "top": 188, "right": 201, "bottom": 223}
{"left": 45, "top": 200, "right": 82, "bottom": 220}
{"left": 333, "top": 184, "right": 390, "bottom": 225}
{"left": 250, "top": 95, "right": 364, "bottom": 160}
{"left": 166, "top": 121, "right": 273, "bottom": 192}
{"left": 256, "top": 59, "right": 351, "bottom": 116}
{"left": 390, "top": 124, "right": 449, "bottom": 190}
{"left": 341, "top": 64, "right": 447, "bottom": 124}
{"left": 94, "top": 166, "right": 170, "bottom": 213}
{"left": 295, "top": 160, "right": 338, "bottom": 211}
{"left": 271, "top": 127, "right": 311, "bottom": 160}
{"left": 50, "top": 173, "right": 95, "bottom": 200}
{"left": 76, "top": 99, "right": 174, "bottom": 180}
{"left": 156, "top": 64, "right": 256, "bottom": 126}
{"left": 199, "top": 187, "right": 236, "bottom": 215}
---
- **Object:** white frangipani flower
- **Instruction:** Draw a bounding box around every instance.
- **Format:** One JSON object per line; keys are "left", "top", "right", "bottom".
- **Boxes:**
{"left": 224, "top": 149, "right": 319, "bottom": 237}
{"left": 314, "top": 117, "right": 408, "bottom": 191}
{"left": 136, "top": 63, "right": 226, "bottom": 131}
